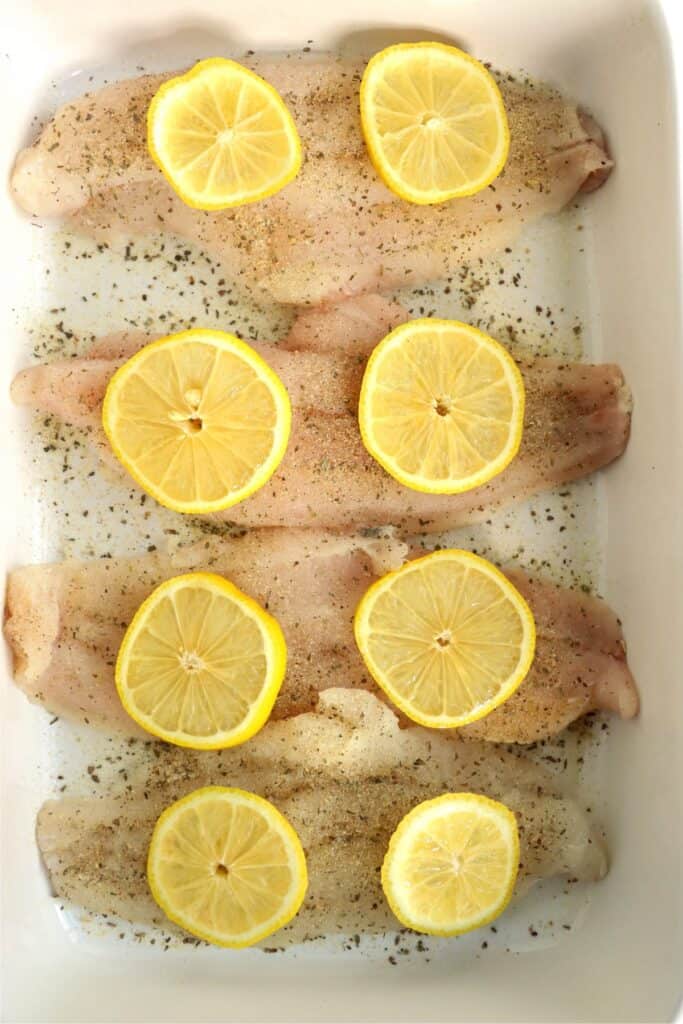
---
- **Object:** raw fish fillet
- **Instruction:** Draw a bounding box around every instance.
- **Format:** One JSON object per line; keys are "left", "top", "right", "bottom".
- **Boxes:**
{"left": 4, "top": 529, "right": 638, "bottom": 744}
{"left": 11, "top": 317, "right": 632, "bottom": 533}
{"left": 36, "top": 688, "right": 608, "bottom": 944}
{"left": 285, "top": 294, "right": 410, "bottom": 355}
{"left": 11, "top": 56, "right": 612, "bottom": 305}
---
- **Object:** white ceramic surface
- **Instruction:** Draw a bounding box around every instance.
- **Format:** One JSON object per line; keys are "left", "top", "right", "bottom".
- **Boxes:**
{"left": 1, "top": 1, "right": 682, "bottom": 1021}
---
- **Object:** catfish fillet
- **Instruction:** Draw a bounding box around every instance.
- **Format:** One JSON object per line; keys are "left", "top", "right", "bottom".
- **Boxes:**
{"left": 5, "top": 530, "right": 638, "bottom": 744}
{"left": 11, "top": 55, "right": 612, "bottom": 304}
{"left": 36, "top": 689, "right": 608, "bottom": 945}
{"left": 11, "top": 329, "right": 631, "bottom": 532}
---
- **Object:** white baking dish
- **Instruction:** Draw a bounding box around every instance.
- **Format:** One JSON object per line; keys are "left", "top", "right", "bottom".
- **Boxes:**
{"left": 1, "top": 0, "right": 682, "bottom": 1020}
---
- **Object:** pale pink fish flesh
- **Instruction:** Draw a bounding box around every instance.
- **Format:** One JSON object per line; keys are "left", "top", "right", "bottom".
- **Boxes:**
{"left": 11, "top": 314, "right": 632, "bottom": 533}
{"left": 36, "top": 688, "right": 608, "bottom": 945}
{"left": 11, "top": 56, "right": 613, "bottom": 305}
{"left": 4, "top": 528, "right": 638, "bottom": 744}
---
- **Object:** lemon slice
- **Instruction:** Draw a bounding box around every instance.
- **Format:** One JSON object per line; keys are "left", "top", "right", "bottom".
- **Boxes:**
{"left": 358, "top": 319, "right": 524, "bottom": 494}
{"left": 116, "top": 572, "right": 286, "bottom": 748}
{"left": 360, "top": 42, "right": 509, "bottom": 204}
{"left": 102, "top": 329, "right": 291, "bottom": 514}
{"left": 148, "top": 787, "right": 308, "bottom": 947}
{"left": 354, "top": 549, "right": 535, "bottom": 728}
{"left": 382, "top": 793, "right": 519, "bottom": 936}
{"left": 147, "top": 58, "right": 302, "bottom": 209}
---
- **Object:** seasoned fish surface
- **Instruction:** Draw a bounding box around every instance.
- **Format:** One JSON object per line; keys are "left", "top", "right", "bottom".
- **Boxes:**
{"left": 36, "top": 689, "right": 608, "bottom": 945}
{"left": 5, "top": 529, "right": 638, "bottom": 743}
{"left": 12, "top": 320, "right": 632, "bottom": 532}
{"left": 11, "top": 56, "right": 612, "bottom": 304}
